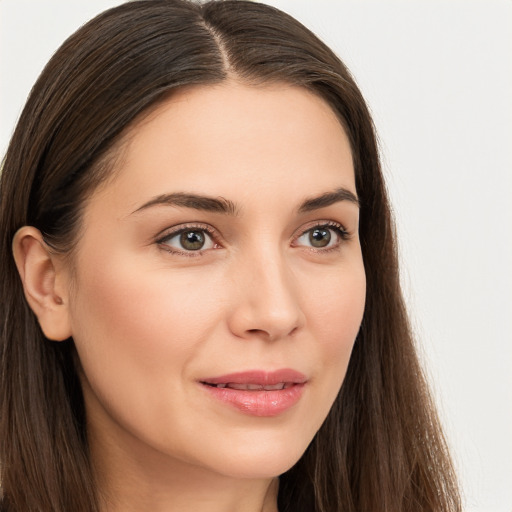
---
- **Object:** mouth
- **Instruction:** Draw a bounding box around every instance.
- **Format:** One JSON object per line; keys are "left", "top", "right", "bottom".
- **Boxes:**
{"left": 202, "top": 382, "right": 295, "bottom": 390}
{"left": 200, "top": 368, "right": 307, "bottom": 386}
{"left": 199, "top": 369, "right": 307, "bottom": 417}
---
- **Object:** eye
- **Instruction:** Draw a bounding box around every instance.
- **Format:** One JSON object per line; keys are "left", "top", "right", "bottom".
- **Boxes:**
{"left": 294, "top": 223, "right": 348, "bottom": 250}
{"left": 158, "top": 227, "right": 216, "bottom": 253}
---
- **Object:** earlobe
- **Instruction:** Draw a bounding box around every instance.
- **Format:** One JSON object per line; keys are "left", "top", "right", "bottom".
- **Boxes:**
{"left": 12, "top": 226, "right": 72, "bottom": 341}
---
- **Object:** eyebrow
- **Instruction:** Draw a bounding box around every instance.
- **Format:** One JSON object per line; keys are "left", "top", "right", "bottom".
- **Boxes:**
{"left": 132, "top": 192, "right": 239, "bottom": 216}
{"left": 298, "top": 187, "right": 359, "bottom": 212}
{"left": 131, "top": 187, "right": 359, "bottom": 216}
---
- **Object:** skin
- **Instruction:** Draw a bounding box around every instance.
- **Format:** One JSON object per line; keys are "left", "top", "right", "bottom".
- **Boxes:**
{"left": 14, "top": 81, "right": 366, "bottom": 512}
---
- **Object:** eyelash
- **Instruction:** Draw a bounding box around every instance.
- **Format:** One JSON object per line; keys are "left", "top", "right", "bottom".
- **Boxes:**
{"left": 293, "top": 221, "right": 351, "bottom": 254}
{"left": 155, "top": 221, "right": 351, "bottom": 257}
{"left": 156, "top": 223, "right": 218, "bottom": 257}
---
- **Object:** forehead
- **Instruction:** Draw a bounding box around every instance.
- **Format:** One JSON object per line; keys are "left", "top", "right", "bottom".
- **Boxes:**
{"left": 90, "top": 81, "right": 355, "bottom": 215}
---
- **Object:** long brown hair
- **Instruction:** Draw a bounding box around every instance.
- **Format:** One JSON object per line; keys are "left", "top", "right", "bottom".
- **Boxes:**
{"left": 0, "top": 1, "right": 461, "bottom": 511}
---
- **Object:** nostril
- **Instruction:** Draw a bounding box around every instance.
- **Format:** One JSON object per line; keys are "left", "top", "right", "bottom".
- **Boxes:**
{"left": 247, "top": 328, "right": 268, "bottom": 337}
{"left": 246, "top": 328, "right": 276, "bottom": 342}
{"left": 246, "top": 326, "right": 298, "bottom": 342}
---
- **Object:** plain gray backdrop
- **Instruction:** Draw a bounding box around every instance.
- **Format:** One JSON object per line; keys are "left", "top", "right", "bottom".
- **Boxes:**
{"left": 1, "top": 1, "right": 511, "bottom": 511}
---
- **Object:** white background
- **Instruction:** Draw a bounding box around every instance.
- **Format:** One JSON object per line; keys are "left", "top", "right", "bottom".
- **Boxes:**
{"left": 1, "top": 1, "right": 511, "bottom": 511}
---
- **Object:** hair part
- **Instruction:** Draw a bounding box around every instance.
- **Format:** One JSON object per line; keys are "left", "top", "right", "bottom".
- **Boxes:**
{"left": 0, "top": 1, "right": 461, "bottom": 511}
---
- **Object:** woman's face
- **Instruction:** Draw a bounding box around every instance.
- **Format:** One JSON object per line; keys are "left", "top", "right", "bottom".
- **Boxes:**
{"left": 65, "top": 81, "right": 366, "bottom": 480}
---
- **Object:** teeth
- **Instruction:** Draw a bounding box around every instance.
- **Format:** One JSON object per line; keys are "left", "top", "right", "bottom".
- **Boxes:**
{"left": 264, "top": 383, "right": 287, "bottom": 390}
{"left": 213, "top": 383, "right": 288, "bottom": 391}
{"left": 226, "top": 383, "right": 262, "bottom": 390}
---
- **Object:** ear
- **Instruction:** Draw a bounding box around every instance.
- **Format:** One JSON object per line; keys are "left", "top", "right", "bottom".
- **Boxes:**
{"left": 12, "top": 226, "right": 72, "bottom": 341}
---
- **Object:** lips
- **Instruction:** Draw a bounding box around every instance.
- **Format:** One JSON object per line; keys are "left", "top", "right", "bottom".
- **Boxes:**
{"left": 200, "top": 369, "right": 307, "bottom": 417}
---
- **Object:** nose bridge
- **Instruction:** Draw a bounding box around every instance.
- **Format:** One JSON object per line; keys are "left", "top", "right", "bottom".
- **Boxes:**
{"left": 228, "top": 240, "right": 304, "bottom": 341}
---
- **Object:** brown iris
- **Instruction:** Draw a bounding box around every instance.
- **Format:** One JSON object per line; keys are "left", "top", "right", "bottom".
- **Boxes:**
{"left": 309, "top": 227, "right": 331, "bottom": 248}
{"left": 180, "top": 230, "right": 205, "bottom": 250}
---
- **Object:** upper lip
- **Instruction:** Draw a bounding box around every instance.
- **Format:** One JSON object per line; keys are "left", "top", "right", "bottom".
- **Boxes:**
{"left": 200, "top": 369, "right": 307, "bottom": 387}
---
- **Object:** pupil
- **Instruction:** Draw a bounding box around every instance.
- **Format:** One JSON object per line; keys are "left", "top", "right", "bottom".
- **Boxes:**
{"left": 180, "top": 231, "right": 205, "bottom": 250}
{"left": 310, "top": 228, "right": 331, "bottom": 248}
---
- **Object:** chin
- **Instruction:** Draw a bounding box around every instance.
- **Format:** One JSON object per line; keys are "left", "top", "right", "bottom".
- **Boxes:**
{"left": 199, "top": 434, "right": 312, "bottom": 480}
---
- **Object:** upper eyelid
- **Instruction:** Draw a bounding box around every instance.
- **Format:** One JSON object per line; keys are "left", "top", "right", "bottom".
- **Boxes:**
{"left": 293, "top": 220, "right": 349, "bottom": 238}
{"left": 155, "top": 222, "right": 218, "bottom": 242}
{"left": 155, "top": 224, "right": 219, "bottom": 257}
{"left": 292, "top": 223, "right": 351, "bottom": 254}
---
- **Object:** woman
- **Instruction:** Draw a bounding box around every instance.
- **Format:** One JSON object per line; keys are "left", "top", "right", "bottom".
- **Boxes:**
{"left": 0, "top": 1, "right": 461, "bottom": 511}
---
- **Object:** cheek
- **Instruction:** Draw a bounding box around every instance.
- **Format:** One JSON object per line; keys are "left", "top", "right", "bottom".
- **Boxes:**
{"left": 303, "top": 261, "right": 366, "bottom": 393}
{"left": 72, "top": 257, "right": 217, "bottom": 354}
{"left": 308, "top": 262, "right": 365, "bottom": 345}
{"left": 68, "top": 253, "right": 232, "bottom": 456}
{"left": 68, "top": 253, "right": 223, "bottom": 418}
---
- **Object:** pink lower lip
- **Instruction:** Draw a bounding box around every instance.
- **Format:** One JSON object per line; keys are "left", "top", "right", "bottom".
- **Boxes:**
{"left": 201, "top": 382, "right": 305, "bottom": 417}
{"left": 200, "top": 369, "right": 307, "bottom": 417}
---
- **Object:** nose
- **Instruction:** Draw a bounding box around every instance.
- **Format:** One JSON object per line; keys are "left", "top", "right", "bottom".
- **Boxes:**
{"left": 226, "top": 250, "right": 305, "bottom": 342}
